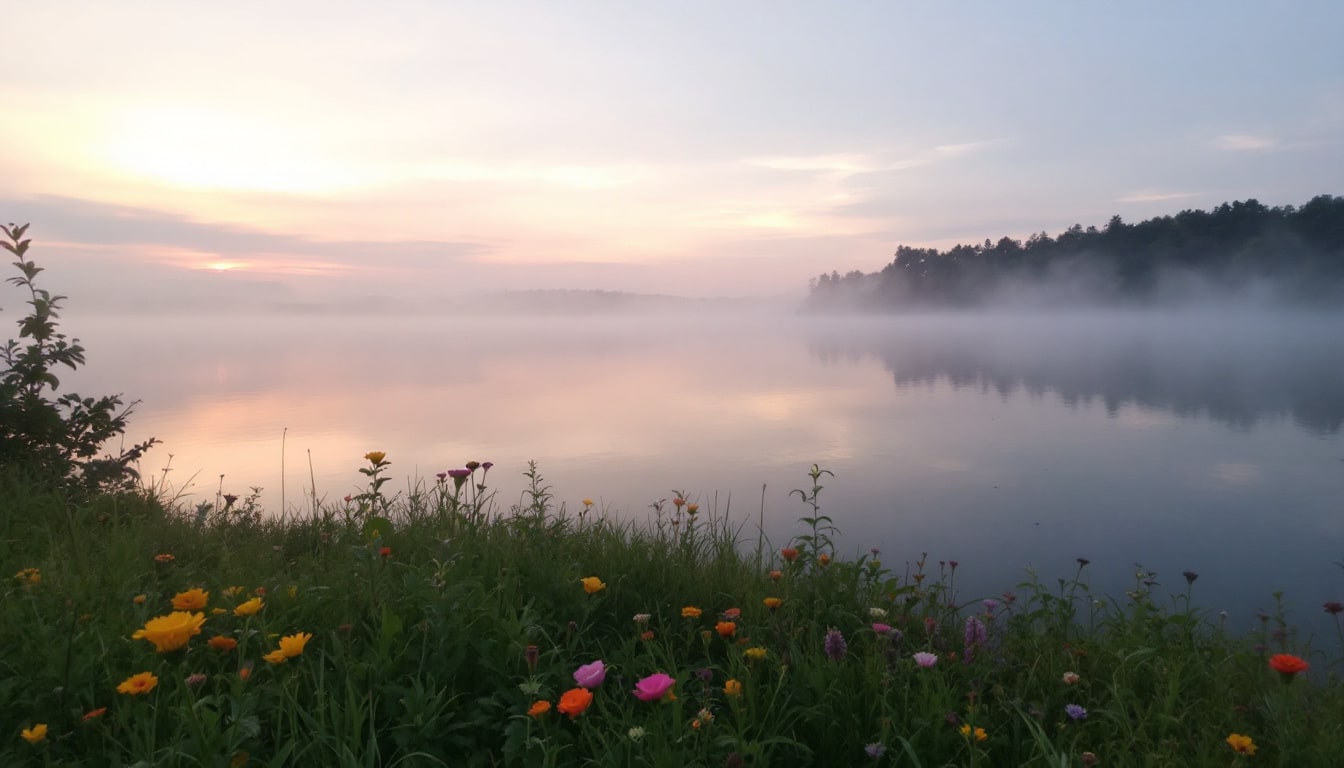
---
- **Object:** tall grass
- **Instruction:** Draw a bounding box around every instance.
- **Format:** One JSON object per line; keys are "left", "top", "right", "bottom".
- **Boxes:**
{"left": 2, "top": 457, "right": 1341, "bottom": 766}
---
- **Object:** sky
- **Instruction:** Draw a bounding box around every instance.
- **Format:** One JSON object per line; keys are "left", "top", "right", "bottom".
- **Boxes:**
{"left": 2, "top": 1, "right": 1342, "bottom": 309}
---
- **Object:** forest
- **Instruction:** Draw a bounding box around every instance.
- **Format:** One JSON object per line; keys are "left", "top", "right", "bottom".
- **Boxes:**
{"left": 806, "top": 195, "right": 1344, "bottom": 309}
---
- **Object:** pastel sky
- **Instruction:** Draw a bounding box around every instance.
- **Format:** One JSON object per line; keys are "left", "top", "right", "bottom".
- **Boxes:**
{"left": 2, "top": 1, "right": 1341, "bottom": 308}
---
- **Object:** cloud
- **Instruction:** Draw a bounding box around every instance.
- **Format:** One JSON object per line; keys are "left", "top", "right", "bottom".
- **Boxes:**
{"left": 1115, "top": 190, "right": 1200, "bottom": 204}
{"left": 1212, "top": 134, "right": 1277, "bottom": 152}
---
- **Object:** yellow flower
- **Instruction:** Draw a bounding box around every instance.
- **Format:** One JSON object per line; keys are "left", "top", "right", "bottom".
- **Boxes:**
{"left": 172, "top": 588, "right": 209, "bottom": 610}
{"left": 263, "top": 649, "right": 289, "bottom": 664}
{"left": 117, "top": 671, "right": 159, "bottom": 696}
{"left": 1227, "top": 733, "right": 1257, "bottom": 755}
{"left": 686, "top": 504, "right": 699, "bottom": 515}
{"left": 582, "top": 498, "right": 594, "bottom": 507}
{"left": 763, "top": 597, "right": 782, "bottom": 610}
{"left": 364, "top": 451, "right": 386, "bottom": 464}
{"left": 681, "top": 606, "right": 702, "bottom": 619}
{"left": 959, "top": 724, "right": 988, "bottom": 742}
{"left": 132, "top": 611, "right": 206, "bottom": 653}
{"left": 233, "top": 597, "right": 265, "bottom": 617}
{"left": 581, "top": 577, "right": 606, "bottom": 595}
{"left": 223, "top": 586, "right": 245, "bottom": 597}
{"left": 743, "top": 647, "right": 767, "bottom": 661}
{"left": 20, "top": 723, "right": 47, "bottom": 744}
{"left": 278, "top": 632, "right": 312, "bottom": 658}
{"left": 287, "top": 585, "right": 298, "bottom": 598}
{"left": 723, "top": 679, "right": 742, "bottom": 697}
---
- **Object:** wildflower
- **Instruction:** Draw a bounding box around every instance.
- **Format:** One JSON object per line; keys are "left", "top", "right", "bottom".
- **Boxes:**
{"left": 20, "top": 723, "right": 47, "bottom": 744}
{"left": 633, "top": 613, "right": 651, "bottom": 624}
{"left": 722, "top": 607, "right": 741, "bottom": 619}
{"left": 582, "top": 498, "right": 594, "bottom": 507}
{"left": 239, "top": 663, "right": 252, "bottom": 681}
{"left": 364, "top": 451, "right": 386, "bottom": 464}
{"left": 912, "top": 652, "right": 938, "bottom": 668}
{"left": 673, "top": 497, "right": 686, "bottom": 509}
{"left": 628, "top": 726, "right": 646, "bottom": 742}
{"left": 723, "top": 679, "right": 742, "bottom": 697}
{"left": 633, "top": 672, "right": 676, "bottom": 701}
{"left": 254, "top": 586, "right": 266, "bottom": 596}
{"left": 465, "top": 460, "right": 480, "bottom": 472}
{"left": 1324, "top": 601, "right": 1344, "bottom": 615}
{"left": 527, "top": 700, "right": 550, "bottom": 717}
{"left": 1002, "top": 591, "right": 1017, "bottom": 605}
{"left": 133, "top": 611, "right": 207, "bottom": 653}
{"left": 872, "top": 622, "right": 892, "bottom": 635}
{"left": 581, "top": 577, "right": 606, "bottom": 594}
{"left": 233, "top": 597, "right": 264, "bottom": 617}
{"left": 525, "top": 644, "right": 540, "bottom": 670}
{"left": 1226, "top": 733, "right": 1257, "bottom": 755}
{"left": 681, "top": 606, "right": 702, "bottom": 619}
{"left": 1183, "top": 570, "right": 1198, "bottom": 584}
{"left": 278, "top": 632, "right": 312, "bottom": 658}
{"left": 686, "top": 502, "right": 700, "bottom": 516}
{"left": 764, "top": 597, "right": 782, "bottom": 611}
{"left": 781, "top": 547, "right": 799, "bottom": 562}
{"left": 692, "top": 707, "right": 714, "bottom": 729}
{"left": 132, "top": 594, "right": 147, "bottom": 605}
{"left": 379, "top": 547, "right": 391, "bottom": 558}
{"left": 1081, "top": 752, "right": 1099, "bottom": 765}
{"left": 446, "top": 468, "right": 471, "bottom": 487}
{"left": 1065, "top": 704, "right": 1088, "bottom": 721}
{"left": 697, "top": 666, "right": 714, "bottom": 682}
{"left": 223, "top": 586, "right": 245, "bottom": 597}
{"left": 964, "top": 616, "right": 987, "bottom": 661}
{"left": 868, "top": 607, "right": 888, "bottom": 619}
{"left": 573, "top": 660, "right": 606, "bottom": 688}
{"left": 1076, "top": 558, "right": 1089, "bottom": 566}
{"left": 208, "top": 635, "right": 238, "bottom": 653}
{"left": 83, "top": 707, "right": 107, "bottom": 721}
{"left": 769, "top": 569, "right": 782, "bottom": 581}
{"left": 982, "top": 598, "right": 999, "bottom": 613}
{"left": 824, "top": 627, "right": 848, "bottom": 661}
{"left": 1062, "top": 671, "right": 1081, "bottom": 684}
{"left": 287, "top": 585, "right": 298, "bottom": 598}
{"left": 959, "top": 724, "right": 988, "bottom": 742}
{"left": 557, "top": 687, "right": 593, "bottom": 718}
{"left": 263, "top": 650, "right": 288, "bottom": 664}
{"left": 1268, "top": 653, "right": 1309, "bottom": 679}
{"left": 155, "top": 553, "right": 175, "bottom": 563}
{"left": 13, "top": 567, "right": 40, "bottom": 585}
{"left": 865, "top": 742, "right": 886, "bottom": 759}
{"left": 818, "top": 553, "right": 831, "bottom": 566}
{"left": 186, "top": 673, "right": 207, "bottom": 688}
{"left": 716, "top": 621, "right": 737, "bottom": 638}
{"left": 744, "top": 646, "right": 767, "bottom": 661}
{"left": 172, "top": 588, "right": 209, "bottom": 611}
{"left": 640, "top": 630, "right": 655, "bottom": 641}
{"left": 117, "top": 671, "right": 159, "bottom": 696}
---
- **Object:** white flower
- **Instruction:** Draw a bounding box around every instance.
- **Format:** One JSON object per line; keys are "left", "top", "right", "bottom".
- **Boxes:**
{"left": 632, "top": 613, "right": 651, "bottom": 624}
{"left": 868, "top": 607, "right": 888, "bottom": 619}
{"left": 628, "top": 726, "right": 646, "bottom": 742}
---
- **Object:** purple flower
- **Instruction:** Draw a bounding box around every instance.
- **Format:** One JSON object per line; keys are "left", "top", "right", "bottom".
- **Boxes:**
{"left": 982, "top": 598, "right": 999, "bottom": 613}
{"left": 633, "top": 672, "right": 676, "bottom": 702}
{"left": 912, "top": 651, "right": 938, "bottom": 668}
{"left": 573, "top": 660, "right": 606, "bottom": 688}
{"left": 864, "top": 742, "right": 886, "bottom": 759}
{"left": 964, "top": 615, "right": 987, "bottom": 662}
{"left": 824, "top": 627, "right": 847, "bottom": 661}
{"left": 1065, "top": 703, "right": 1087, "bottom": 721}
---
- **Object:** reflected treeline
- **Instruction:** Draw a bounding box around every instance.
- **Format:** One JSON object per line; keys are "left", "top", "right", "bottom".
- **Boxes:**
{"left": 807, "top": 314, "right": 1344, "bottom": 433}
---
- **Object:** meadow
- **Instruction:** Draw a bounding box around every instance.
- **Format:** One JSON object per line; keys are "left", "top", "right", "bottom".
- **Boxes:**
{"left": 3, "top": 456, "right": 1342, "bottom": 767}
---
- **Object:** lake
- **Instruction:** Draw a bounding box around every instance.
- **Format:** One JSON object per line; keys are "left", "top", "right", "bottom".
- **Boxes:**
{"left": 63, "top": 308, "right": 1344, "bottom": 638}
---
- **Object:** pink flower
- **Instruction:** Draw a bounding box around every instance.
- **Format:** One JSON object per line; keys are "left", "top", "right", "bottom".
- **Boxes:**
{"left": 632, "top": 672, "right": 676, "bottom": 701}
{"left": 872, "top": 622, "right": 892, "bottom": 634}
{"left": 912, "top": 652, "right": 938, "bottom": 668}
{"left": 573, "top": 660, "right": 606, "bottom": 688}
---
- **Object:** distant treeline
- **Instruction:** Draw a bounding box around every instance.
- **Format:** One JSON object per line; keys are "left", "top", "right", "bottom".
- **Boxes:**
{"left": 807, "top": 195, "right": 1344, "bottom": 309}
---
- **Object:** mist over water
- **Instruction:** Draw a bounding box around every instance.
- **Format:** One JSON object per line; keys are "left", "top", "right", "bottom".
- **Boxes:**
{"left": 62, "top": 306, "right": 1344, "bottom": 635}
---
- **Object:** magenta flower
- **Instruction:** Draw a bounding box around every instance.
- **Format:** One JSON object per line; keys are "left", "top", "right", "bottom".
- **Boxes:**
{"left": 632, "top": 672, "right": 676, "bottom": 701}
{"left": 573, "top": 660, "right": 606, "bottom": 688}
{"left": 912, "top": 652, "right": 938, "bottom": 668}
{"left": 872, "top": 622, "right": 892, "bottom": 635}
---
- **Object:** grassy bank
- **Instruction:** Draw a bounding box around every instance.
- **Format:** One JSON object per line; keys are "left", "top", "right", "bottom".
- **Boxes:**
{"left": 2, "top": 457, "right": 1341, "bottom": 767}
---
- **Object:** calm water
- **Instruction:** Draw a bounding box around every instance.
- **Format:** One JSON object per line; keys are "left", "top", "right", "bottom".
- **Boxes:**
{"left": 65, "top": 309, "right": 1344, "bottom": 636}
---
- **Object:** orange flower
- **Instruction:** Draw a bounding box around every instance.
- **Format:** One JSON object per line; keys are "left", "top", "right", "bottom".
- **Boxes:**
{"left": 780, "top": 547, "right": 799, "bottom": 562}
{"left": 82, "top": 707, "right": 107, "bottom": 721}
{"left": 769, "top": 569, "right": 782, "bottom": 581}
{"left": 527, "top": 700, "right": 551, "bottom": 718}
{"left": 154, "top": 553, "right": 175, "bottom": 563}
{"left": 278, "top": 632, "right": 312, "bottom": 658}
{"left": 117, "top": 671, "right": 159, "bottom": 696}
{"left": 1269, "top": 653, "right": 1309, "bottom": 678}
{"left": 681, "top": 606, "right": 702, "bottom": 619}
{"left": 20, "top": 723, "right": 48, "bottom": 744}
{"left": 818, "top": 553, "right": 831, "bottom": 567}
{"left": 132, "top": 594, "right": 147, "bottom": 605}
{"left": 686, "top": 503, "right": 699, "bottom": 515}
{"left": 556, "top": 687, "right": 593, "bottom": 719}
{"left": 715, "top": 621, "right": 737, "bottom": 638}
{"left": 172, "top": 588, "right": 209, "bottom": 611}
{"left": 723, "top": 679, "right": 742, "bottom": 697}
{"left": 208, "top": 636, "right": 238, "bottom": 653}
{"left": 673, "top": 497, "right": 686, "bottom": 509}
{"left": 763, "top": 597, "right": 782, "bottom": 610}
{"left": 581, "top": 577, "right": 607, "bottom": 595}
{"left": 1226, "top": 733, "right": 1257, "bottom": 755}
{"left": 640, "top": 630, "right": 655, "bottom": 641}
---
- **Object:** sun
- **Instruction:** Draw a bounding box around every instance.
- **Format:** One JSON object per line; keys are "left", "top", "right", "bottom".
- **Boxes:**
{"left": 206, "top": 261, "right": 244, "bottom": 272}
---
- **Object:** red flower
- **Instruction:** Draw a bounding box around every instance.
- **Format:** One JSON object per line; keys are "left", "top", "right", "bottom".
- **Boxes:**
{"left": 780, "top": 547, "right": 799, "bottom": 562}
{"left": 1324, "top": 601, "right": 1344, "bottom": 616}
{"left": 1268, "top": 653, "right": 1309, "bottom": 678}
{"left": 379, "top": 547, "right": 392, "bottom": 558}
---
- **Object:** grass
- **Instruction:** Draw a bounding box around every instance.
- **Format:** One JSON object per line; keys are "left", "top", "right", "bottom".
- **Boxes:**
{"left": 2, "top": 456, "right": 1342, "bottom": 767}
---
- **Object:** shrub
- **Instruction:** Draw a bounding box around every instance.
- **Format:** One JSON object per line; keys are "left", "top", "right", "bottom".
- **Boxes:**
{"left": 0, "top": 223, "right": 156, "bottom": 493}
